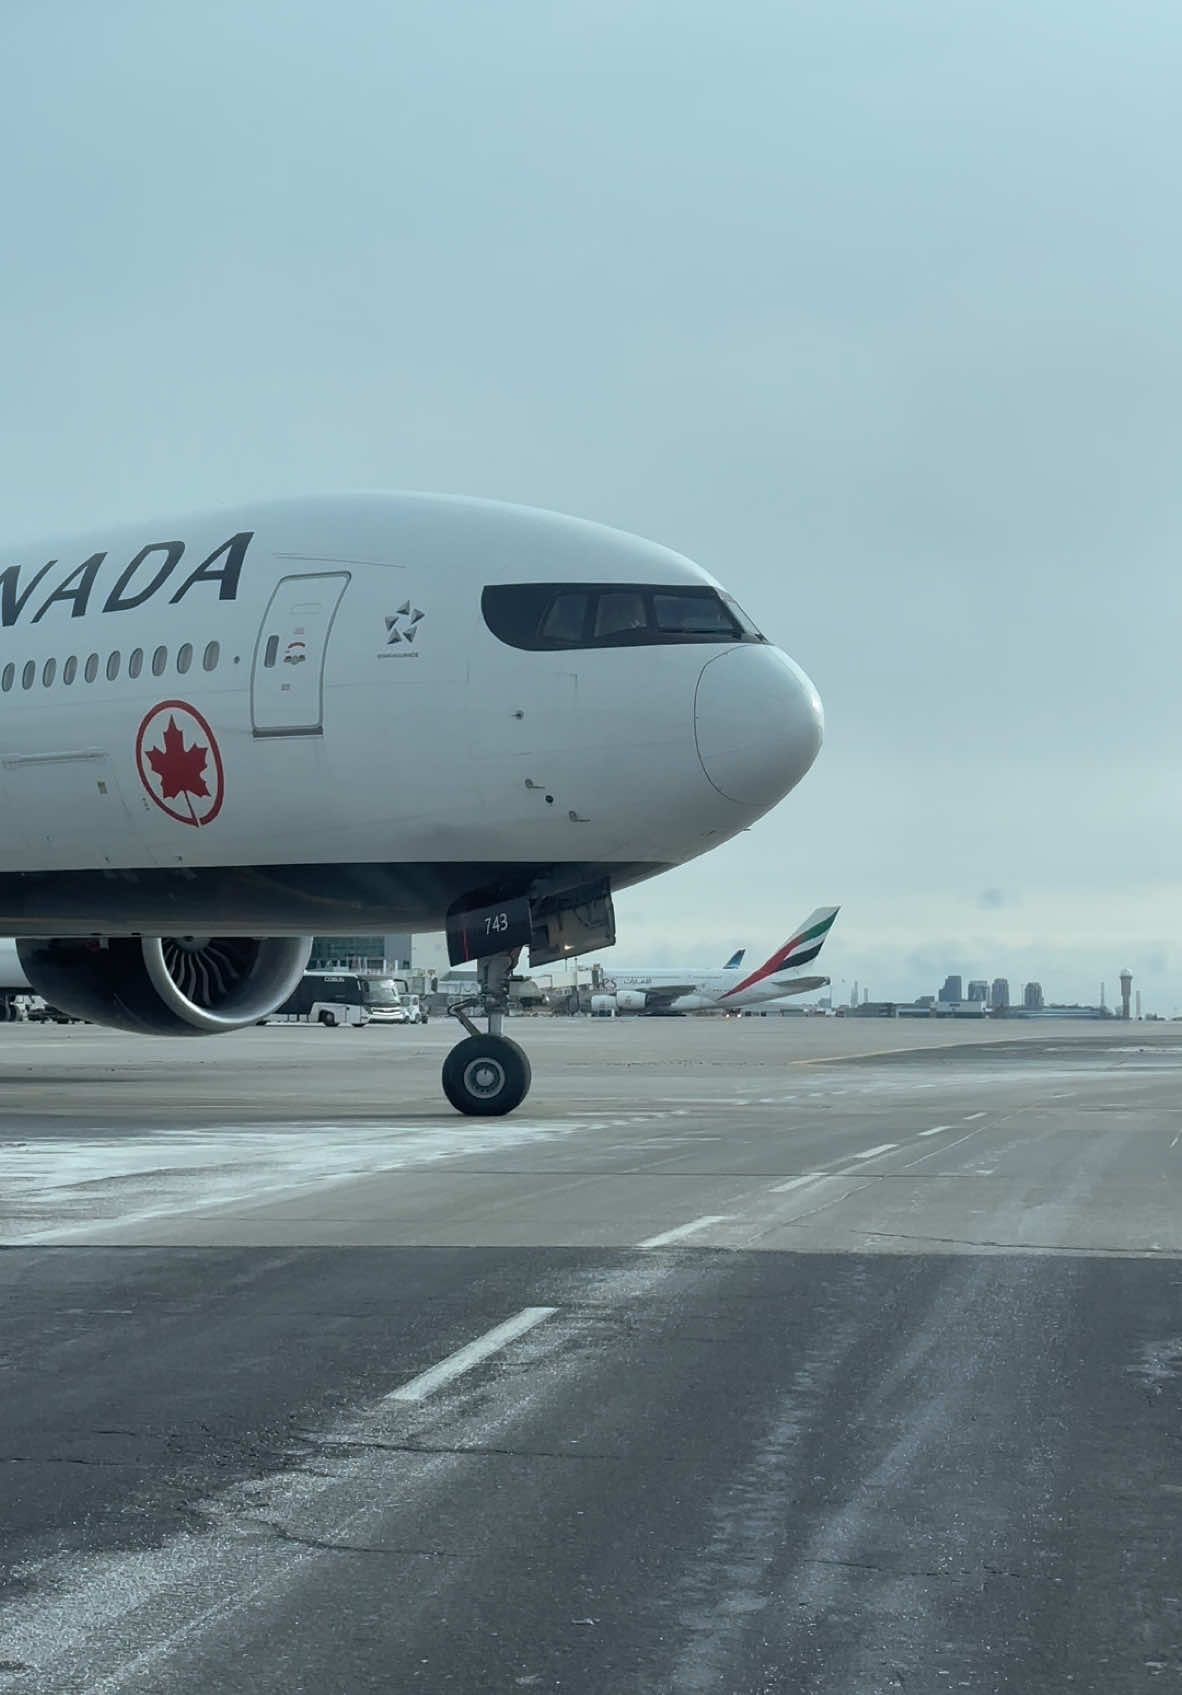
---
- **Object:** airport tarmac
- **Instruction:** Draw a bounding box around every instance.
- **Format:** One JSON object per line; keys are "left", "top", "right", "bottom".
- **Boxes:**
{"left": 1, "top": 1017, "right": 1180, "bottom": 1692}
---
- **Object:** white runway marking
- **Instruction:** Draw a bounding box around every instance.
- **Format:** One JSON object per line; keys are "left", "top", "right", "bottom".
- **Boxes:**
{"left": 964, "top": 1112, "right": 986, "bottom": 1120}
{"left": 918, "top": 1124, "right": 953, "bottom": 1138}
{"left": 853, "top": 1143, "right": 898, "bottom": 1161}
{"left": 638, "top": 1214, "right": 733, "bottom": 1249}
{"left": 902, "top": 1125, "right": 993, "bottom": 1170}
{"left": 1171, "top": 1132, "right": 1180, "bottom": 1150}
{"left": 385, "top": 1307, "right": 558, "bottom": 1403}
{"left": 770, "top": 1172, "right": 828, "bottom": 1193}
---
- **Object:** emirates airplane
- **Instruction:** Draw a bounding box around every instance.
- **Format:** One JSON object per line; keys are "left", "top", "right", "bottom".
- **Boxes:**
{"left": 591, "top": 907, "right": 839, "bottom": 1015}
{"left": 0, "top": 492, "right": 824, "bottom": 1114}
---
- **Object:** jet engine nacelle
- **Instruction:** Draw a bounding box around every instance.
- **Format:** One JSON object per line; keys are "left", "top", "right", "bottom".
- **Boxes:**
{"left": 17, "top": 936, "right": 313, "bottom": 1035}
{"left": 614, "top": 989, "right": 648, "bottom": 1012}
{"left": 590, "top": 994, "right": 618, "bottom": 1016}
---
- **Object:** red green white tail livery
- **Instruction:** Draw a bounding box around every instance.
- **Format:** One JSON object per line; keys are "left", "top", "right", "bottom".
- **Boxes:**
{"left": 719, "top": 907, "right": 840, "bottom": 1000}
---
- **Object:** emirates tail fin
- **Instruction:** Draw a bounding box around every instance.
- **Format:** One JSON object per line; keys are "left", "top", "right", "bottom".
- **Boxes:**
{"left": 722, "top": 907, "right": 840, "bottom": 995}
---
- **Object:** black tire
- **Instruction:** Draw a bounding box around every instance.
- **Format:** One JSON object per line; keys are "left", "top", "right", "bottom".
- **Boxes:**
{"left": 319, "top": 1010, "right": 338, "bottom": 1028}
{"left": 442, "top": 1034, "right": 531, "bottom": 1117}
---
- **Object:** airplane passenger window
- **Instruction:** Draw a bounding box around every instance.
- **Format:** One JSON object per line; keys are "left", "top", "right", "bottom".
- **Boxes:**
{"left": 42, "top": 658, "right": 56, "bottom": 687}
{"left": 594, "top": 591, "right": 648, "bottom": 639}
{"left": 0, "top": 664, "right": 11, "bottom": 692}
{"left": 128, "top": 648, "right": 143, "bottom": 679}
{"left": 539, "top": 593, "right": 590, "bottom": 645}
{"left": 63, "top": 656, "right": 77, "bottom": 685}
{"left": 152, "top": 646, "right": 167, "bottom": 677}
{"left": 176, "top": 642, "right": 193, "bottom": 675}
{"left": 21, "top": 661, "right": 35, "bottom": 690}
{"left": 84, "top": 653, "right": 99, "bottom": 683}
{"left": 203, "top": 641, "right": 219, "bottom": 672}
{"left": 263, "top": 634, "right": 279, "bottom": 668}
{"left": 106, "top": 651, "right": 120, "bottom": 681}
{"left": 653, "top": 592, "right": 742, "bottom": 638}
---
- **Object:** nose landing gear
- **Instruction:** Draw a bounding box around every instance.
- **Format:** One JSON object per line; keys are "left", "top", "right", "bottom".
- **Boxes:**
{"left": 443, "top": 949, "right": 532, "bottom": 1116}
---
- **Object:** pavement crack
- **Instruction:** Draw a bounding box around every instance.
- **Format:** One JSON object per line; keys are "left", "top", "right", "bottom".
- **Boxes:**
{"left": 807, "top": 1556, "right": 944, "bottom": 1578}
{"left": 805, "top": 1556, "right": 1025, "bottom": 1581}
{"left": 303, "top": 1437, "right": 625, "bottom": 1462}
{"left": 0, "top": 1456, "right": 141, "bottom": 1467}
{"left": 862, "top": 1229, "right": 1176, "bottom": 1256}
{"left": 242, "top": 1516, "right": 458, "bottom": 1559}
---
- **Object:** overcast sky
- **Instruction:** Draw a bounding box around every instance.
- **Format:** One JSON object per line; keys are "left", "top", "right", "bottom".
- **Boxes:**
{"left": 2, "top": 2, "right": 1179, "bottom": 1007}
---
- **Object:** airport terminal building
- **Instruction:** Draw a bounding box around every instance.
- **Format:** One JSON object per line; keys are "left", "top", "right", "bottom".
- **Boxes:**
{"left": 308, "top": 934, "right": 413, "bottom": 973}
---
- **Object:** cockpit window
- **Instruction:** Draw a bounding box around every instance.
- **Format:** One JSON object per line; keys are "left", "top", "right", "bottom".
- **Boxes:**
{"left": 653, "top": 591, "right": 741, "bottom": 636}
{"left": 594, "top": 591, "right": 647, "bottom": 639}
{"left": 539, "top": 592, "right": 589, "bottom": 644}
{"left": 722, "top": 593, "right": 766, "bottom": 642}
{"left": 482, "top": 583, "right": 763, "bottom": 652}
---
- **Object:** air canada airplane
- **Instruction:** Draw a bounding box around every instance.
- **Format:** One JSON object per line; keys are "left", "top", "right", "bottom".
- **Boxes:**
{"left": 590, "top": 907, "right": 839, "bottom": 1015}
{"left": 0, "top": 492, "right": 824, "bottom": 1114}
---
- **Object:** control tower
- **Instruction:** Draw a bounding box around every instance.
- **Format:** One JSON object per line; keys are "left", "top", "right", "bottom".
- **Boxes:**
{"left": 1120, "top": 969, "right": 1133, "bottom": 1021}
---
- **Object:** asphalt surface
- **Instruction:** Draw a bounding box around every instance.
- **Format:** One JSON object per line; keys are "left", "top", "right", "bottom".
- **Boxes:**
{"left": 1, "top": 1018, "right": 1180, "bottom": 1692}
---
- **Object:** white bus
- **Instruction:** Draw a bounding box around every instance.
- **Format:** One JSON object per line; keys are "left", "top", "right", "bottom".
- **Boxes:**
{"left": 264, "top": 971, "right": 370, "bottom": 1028}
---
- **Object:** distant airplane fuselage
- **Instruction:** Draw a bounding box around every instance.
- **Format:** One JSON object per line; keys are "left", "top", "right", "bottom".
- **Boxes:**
{"left": 591, "top": 908, "right": 839, "bottom": 1014}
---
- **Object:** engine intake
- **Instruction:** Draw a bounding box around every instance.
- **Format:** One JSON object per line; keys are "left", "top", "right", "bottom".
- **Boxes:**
{"left": 17, "top": 936, "right": 313, "bottom": 1035}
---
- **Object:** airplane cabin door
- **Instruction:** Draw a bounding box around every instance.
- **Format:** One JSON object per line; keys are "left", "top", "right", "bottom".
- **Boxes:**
{"left": 251, "top": 573, "right": 350, "bottom": 736}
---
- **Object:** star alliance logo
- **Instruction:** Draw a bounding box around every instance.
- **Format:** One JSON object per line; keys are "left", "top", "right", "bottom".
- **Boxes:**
{"left": 385, "top": 602, "right": 424, "bottom": 644}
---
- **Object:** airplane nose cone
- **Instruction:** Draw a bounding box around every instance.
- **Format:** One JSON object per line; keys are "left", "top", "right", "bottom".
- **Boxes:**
{"left": 693, "top": 646, "right": 824, "bottom": 809}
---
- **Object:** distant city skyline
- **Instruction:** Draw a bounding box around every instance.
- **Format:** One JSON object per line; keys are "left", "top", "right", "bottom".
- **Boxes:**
{"left": 806, "top": 965, "right": 1122, "bottom": 1013}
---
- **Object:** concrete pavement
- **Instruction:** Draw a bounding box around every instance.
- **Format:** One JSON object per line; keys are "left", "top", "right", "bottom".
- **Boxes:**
{"left": 1, "top": 1017, "right": 1179, "bottom": 1691}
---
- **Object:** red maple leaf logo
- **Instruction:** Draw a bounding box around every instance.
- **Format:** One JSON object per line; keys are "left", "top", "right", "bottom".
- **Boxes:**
{"left": 145, "top": 715, "right": 210, "bottom": 803}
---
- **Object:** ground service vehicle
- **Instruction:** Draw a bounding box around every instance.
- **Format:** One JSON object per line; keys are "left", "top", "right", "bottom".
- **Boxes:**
{"left": 361, "top": 978, "right": 417, "bottom": 1025}
{"left": 263, "top": 972, "right": 369, "bottom": 1027}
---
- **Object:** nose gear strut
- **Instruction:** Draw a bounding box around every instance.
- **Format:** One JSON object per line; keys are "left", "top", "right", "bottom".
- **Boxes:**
{"left": 443, "top": 948, "right": 532, "bottom": 1116}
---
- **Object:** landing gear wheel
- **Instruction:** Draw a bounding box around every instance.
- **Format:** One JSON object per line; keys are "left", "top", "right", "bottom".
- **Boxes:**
{"left": 442, "top": 1035, "right": 531, "bottom": 1117}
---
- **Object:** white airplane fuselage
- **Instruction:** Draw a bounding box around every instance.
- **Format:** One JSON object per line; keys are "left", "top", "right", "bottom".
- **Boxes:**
{"left": 600, "top": 967, "right": 828, "bottom": 1014}
{"left": 0, "top": 493, "right": 822, "bottom": 935}
{"left": 0, "top": 492, "right": 825, "bottom": 1109}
